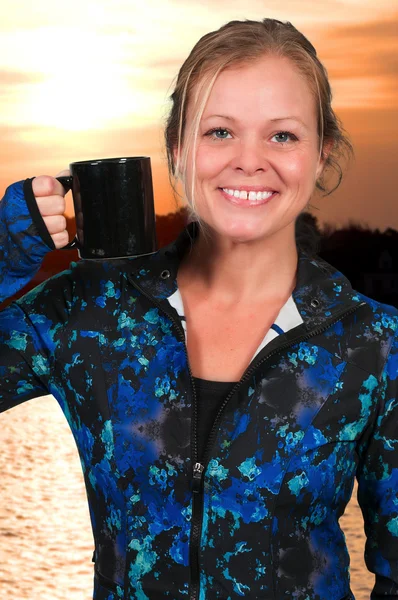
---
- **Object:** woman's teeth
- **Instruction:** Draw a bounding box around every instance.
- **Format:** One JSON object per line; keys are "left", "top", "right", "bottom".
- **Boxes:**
{"left": 222, "top": 188, "right": 274, "bottom": 201}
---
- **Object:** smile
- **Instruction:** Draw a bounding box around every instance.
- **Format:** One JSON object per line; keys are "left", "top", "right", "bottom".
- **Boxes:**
{"left": 221, "top": 188, "right": 275, "bottom": 201}
{"left": 219, "top": 188, "right": 278, "bottom": 207}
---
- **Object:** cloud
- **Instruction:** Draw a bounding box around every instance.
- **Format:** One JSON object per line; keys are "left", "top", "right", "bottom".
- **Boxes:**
{"left": 318, "top": 13, "right": 398, "bottom": 77}
{"left": 0, "top": 123, "right": 166, "bottom": 169}
{"left": 0, "top": 70, "right": 46, "bottom": 85}
{"left": 331, "top": 13, "right": 398, "bottom": 40}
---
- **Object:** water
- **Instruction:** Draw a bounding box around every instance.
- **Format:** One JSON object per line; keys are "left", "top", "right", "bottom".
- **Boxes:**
{"left": 0, "top": 396, "right": 374, "bottom": 599}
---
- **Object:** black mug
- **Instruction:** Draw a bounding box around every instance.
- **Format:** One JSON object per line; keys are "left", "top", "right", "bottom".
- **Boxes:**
{"left": 56, "top": 156, "right": 158, "bottom": 259}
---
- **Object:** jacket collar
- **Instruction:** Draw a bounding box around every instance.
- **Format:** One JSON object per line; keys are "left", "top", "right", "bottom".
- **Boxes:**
{"left": 127, "top": 220, "right": 362, "bottom": 331}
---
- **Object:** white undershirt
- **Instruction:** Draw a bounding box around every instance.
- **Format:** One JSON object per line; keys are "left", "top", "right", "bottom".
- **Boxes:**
{"left": 166, "top": 290, "right": 304, "bottom": 364}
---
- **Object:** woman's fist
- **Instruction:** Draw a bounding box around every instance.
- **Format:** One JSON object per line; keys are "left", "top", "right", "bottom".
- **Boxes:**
{"left": 32, "top": 170, "right": 71, "bottom": 249}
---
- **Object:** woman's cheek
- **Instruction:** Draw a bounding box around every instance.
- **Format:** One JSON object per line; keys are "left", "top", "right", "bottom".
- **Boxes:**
{"left": 287, "top": 145, "right": 319, "bottom": 175}
{"left": 197, "top": 144, "right": 232, "bottom": 172}
{"left": 197, "top": 146, "right": 219, "bottom": 171}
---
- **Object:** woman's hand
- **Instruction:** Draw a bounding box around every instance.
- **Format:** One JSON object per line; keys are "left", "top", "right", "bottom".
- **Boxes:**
{"left": 32, "top": 170, "right": 71, "bottom": 249}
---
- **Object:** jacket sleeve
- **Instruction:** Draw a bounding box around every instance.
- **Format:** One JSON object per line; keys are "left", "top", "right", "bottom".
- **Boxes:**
{"left": 0, "top": 178, "right": 55, "bottom": 303}
{"left": 0, "top": 263, "right": 76, "bottom": 413}
{"left": 356, "top": 328, "right": 398, "bottom": 598}
{"left": 0, "top": 301, "right": 51, "bottom": 412}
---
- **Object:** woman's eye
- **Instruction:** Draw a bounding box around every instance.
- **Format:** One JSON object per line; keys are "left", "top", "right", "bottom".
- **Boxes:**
{"left": 204, "top": 128, "right": 298, "bottom": 143}
{"left": 205, "top": 128, "right": 232, "bottom": 140}
{"left": 272, "top": 131, "right": 298, "bottom": 144}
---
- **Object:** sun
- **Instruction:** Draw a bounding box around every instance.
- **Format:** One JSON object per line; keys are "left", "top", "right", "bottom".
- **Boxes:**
{"left": 29, "top": 70, "right": 140, "bottom": 131}
{"left": 16, "top": 27, "right": 154, "bottom": 131}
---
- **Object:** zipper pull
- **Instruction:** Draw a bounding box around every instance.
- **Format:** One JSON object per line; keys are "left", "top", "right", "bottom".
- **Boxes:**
{"left": 192, "top": 462, "right": 204, "bottom": 494}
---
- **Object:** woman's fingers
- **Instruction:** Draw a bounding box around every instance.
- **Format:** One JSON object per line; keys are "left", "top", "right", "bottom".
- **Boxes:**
{"left": 35, "top": 195, "right": 66, "bottom": 216}
{"left": 31, "top": 172, "right": 72, "bottom": 248}
{"left": 50, "top": 231, "right": 70, "bottom": 249}
{"left": 42, "top": 215, "right": 67, "bottom": 235}
{"left": 32, "top": 174, "right": 70, "bottom": 199}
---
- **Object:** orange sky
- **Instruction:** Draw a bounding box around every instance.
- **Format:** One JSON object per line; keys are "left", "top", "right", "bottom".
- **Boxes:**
{"left": 0, "top": 2, "right": 397, "bottom": 232}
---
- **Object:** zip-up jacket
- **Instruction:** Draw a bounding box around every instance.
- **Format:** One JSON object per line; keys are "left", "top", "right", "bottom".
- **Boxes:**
{"left": 1, "top": 178, "right": 398, "bottom": 600}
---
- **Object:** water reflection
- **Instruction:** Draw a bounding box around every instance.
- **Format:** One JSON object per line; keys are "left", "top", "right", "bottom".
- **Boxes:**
{"left": 0, "top": 395, "right": 374, "bottom": 599}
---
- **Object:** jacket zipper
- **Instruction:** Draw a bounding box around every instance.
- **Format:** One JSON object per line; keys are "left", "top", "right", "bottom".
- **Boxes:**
{"left": 128, "top": 274, "right": 365, "bottom": 600}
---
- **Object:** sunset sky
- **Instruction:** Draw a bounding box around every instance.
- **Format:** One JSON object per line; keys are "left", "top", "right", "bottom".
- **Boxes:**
{"left": 0, "top": 0, "right": 397, "bottom": 232}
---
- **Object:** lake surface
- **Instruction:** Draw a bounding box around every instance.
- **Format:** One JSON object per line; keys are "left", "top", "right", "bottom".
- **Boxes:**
{"left": 0, "top": 396, "right": 374, "bottom": 599}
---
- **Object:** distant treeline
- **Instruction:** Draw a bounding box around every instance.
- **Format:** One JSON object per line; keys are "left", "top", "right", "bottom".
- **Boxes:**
{"left": 297, "top": 212, "right": 398, "bottom": 307}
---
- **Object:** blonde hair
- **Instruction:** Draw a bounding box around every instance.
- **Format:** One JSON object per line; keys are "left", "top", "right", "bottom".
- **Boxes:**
{"left": 164, "top": 18, "right": 354, "bottom": 240}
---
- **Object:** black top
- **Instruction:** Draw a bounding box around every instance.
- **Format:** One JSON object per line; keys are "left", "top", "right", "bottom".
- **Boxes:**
{"left": 193, "top": 376, "right": 237, "bottom": 461}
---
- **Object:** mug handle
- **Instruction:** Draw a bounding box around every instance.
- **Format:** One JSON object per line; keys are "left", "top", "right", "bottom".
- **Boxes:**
{"left": 55, "top": 175, "right": 78, "bottom": 250}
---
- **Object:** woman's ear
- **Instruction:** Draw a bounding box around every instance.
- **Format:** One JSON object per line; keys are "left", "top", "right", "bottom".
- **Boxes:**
{"left": 173, "top": 146, "right": 184, "bottom": 180}
{"left": 315, "top": 139, "right": 333, "bottom": 180}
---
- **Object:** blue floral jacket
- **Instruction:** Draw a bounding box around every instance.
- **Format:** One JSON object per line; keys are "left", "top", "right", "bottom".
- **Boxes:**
{"left": 1, "top": 178, "right": 398, "bottom": 600}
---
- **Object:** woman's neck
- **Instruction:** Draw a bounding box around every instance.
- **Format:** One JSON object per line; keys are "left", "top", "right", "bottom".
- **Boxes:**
{"left": 177, "top": 225, "right": 298, "bottom": 309}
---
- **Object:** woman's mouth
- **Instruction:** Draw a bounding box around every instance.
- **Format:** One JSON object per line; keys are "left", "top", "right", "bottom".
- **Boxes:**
{"left": 218, "top": 187, "right": 278, "bottom": 207}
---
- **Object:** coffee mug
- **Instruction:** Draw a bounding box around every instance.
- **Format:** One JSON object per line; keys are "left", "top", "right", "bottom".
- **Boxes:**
{"left": 56, "top": 156, "right": 158, "bottom": 259}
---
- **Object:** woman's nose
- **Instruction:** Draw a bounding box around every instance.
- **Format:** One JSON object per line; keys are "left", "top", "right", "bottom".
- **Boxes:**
{"left": 230, "top": 139, "right": 269, "bottom": 175}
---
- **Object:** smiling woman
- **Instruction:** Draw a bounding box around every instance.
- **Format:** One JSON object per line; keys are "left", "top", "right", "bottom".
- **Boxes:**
{"left": 0, "top": 15, "right": 398, "bottom": 600}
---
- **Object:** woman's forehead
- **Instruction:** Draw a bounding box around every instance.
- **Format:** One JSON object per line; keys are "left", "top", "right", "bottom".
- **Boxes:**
{"left": 195, "top": 59, "right": 315, "bottom": 124}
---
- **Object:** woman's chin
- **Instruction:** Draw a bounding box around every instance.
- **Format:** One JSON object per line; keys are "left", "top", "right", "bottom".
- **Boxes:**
{"left": 205, "top": 219, "right": 272, "bottom": 244}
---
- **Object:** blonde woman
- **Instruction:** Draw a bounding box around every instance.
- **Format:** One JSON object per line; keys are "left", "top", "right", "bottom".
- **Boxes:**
{"left": 1, "top": 18, "right": 397, "bottom": 600}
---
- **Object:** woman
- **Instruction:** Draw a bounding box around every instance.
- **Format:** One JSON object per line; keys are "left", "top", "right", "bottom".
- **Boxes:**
{"left": 1, "top": 18, "right": 397, "bottom": 600}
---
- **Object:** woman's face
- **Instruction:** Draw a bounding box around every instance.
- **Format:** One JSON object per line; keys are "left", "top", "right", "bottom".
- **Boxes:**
{"left": 179, "top": 54, "right": 329, "bottom": 244}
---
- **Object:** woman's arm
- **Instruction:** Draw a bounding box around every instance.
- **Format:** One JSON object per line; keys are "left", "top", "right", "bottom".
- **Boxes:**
{"left": 0, "top": 262, "right": 76, "bottom": 413}
{"left": 0, "top": 301, "right": 52, "bottom": 412}
{"left": 356, "top": 328, "right": 398, "bottom": 598}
